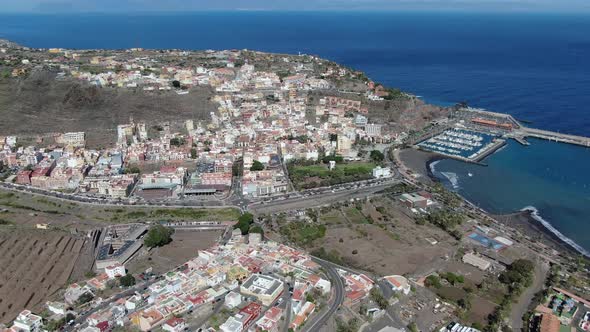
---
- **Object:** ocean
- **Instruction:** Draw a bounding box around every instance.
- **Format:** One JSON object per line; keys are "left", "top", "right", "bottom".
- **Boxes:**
{"left": 430, "top": 138, "right": 590, "bottom": 256}
{"left": 1, "top": 11, "right": 589, "bottom": 253}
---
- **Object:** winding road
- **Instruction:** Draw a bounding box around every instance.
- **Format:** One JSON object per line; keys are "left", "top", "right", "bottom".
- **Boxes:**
{"left": 302, "top": 257, "right": 346, "bottom": 332}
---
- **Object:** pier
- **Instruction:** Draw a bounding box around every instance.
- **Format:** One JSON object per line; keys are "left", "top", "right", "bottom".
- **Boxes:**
{"left": 518, "top": 127, "right": 590, "bottom": 147}
{"left": 512, "top": 136, "right": 530, "bottom": 146}
{"left": 458, "top": 108, "right": 590, "bottom": 148}
{"left": 473, "top": 139, "right": 506, "bottom": 162}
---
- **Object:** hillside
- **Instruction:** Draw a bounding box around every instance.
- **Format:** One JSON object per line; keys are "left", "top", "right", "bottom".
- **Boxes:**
{"left": 0, "top": 69, "right": 217, "bottom": 148}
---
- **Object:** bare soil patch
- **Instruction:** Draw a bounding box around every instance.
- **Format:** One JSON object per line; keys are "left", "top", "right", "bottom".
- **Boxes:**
{"left": 0, "top": 229, "right": 91, "bottom": 323}
{"left": 127, "top": 230, "right": 222, "bottom": 275}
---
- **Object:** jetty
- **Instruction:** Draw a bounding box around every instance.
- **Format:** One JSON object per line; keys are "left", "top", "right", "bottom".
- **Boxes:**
{"left": 456, "top": 108, "right": 590, "bottom": 148}
{"left": 512, "top": 136, "right": 530, "bottom": 146}
{"left": 517, "top": 127, "right": 590, "bottom": 147}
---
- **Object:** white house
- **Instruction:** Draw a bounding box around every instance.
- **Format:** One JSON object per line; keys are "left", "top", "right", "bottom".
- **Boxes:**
{"left": 105, "top": 263, "right": 126, "bottom": 279}
{"left": 225, "top": 291, "right": 242, "bottom": 309}
{"left": 47, "top": 301, "right": 66, "bottom": 316}
{"left": 383, "top": 275, "right": 411, "bottom": 295}
{"left": 372, "top": 166, "right": 392, "bottom": 179}
{"left": 125, "top": 294, "right": 142, "bottom": 311}
{"left": 12, "top": 310, "right": 43, "bottom": 332}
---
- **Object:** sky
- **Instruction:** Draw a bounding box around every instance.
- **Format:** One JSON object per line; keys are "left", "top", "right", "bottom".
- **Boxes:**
{"left": 1, "top": 0, "right": 589, "bottom": 13}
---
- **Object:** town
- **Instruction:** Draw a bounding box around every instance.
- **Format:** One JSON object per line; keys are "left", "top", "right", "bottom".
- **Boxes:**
{"left": 0, "top": 41, "right": 589, "bottom": 332}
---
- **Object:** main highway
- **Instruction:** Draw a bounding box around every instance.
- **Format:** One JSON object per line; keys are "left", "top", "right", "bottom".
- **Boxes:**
{"left": 250, "top": 179, "right": 400, "bottom": 214}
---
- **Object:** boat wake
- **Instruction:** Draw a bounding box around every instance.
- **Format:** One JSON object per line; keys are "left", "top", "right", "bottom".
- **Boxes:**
{"left": 521, "top": 206, "right": 590, "bottom": 257}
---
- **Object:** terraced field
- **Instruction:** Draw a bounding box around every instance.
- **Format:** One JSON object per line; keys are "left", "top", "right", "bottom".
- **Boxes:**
{"left": 0, "top": 230, "right": 88, "bottom": 323}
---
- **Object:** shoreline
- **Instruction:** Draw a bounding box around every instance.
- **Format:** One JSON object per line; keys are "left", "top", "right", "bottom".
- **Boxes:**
{"left": 398, "top": 147, "right": 588, "bottom": 258}
{"left": 492, "top": 209, "right": 585, "bottom": 257}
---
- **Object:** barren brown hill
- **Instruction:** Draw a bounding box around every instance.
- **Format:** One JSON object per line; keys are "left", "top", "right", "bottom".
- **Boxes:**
{"left": 0, "top": 69, "right": 217, "bottom": 148}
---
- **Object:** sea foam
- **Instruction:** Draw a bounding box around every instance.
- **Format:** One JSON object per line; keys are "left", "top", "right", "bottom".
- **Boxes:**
{"left": 521, "top": 206, "right": 590, "bottom": 257}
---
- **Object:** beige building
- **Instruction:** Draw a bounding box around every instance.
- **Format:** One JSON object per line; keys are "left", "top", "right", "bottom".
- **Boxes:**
{"left": 462, "top": 253, "right": 491, "bottom": 271}
{"left": 240, "top": 274, "right": 284, "bottom": 306}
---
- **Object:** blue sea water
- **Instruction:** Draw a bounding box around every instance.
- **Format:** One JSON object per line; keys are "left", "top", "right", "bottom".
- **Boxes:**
{"left": 431, "top": 138, "right": 590, "bottom": 255}
{"left": 0, "top": 11, "right": 589, "bottom": 252}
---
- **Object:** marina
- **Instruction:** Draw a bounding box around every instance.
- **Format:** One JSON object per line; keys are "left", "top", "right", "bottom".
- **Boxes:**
{"left": 417, "top": 109, "right": 590, "bottom": 167}
{"left": 417, "top": 128, "right": 503, "bottom": 163}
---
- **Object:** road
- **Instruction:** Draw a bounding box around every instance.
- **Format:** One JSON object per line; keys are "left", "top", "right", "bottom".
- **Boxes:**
{"left": 282, "top": 287, "right": 293, "bottom": 332}
{"left": 509, "top": 258, "right": 549, "bottom": 330}
{"left": 301, "top": 257, "right": 346, "bottom": 332}
{"left": 250, "top": 180, "right": 399, "bottom": 214}
{"left": 0, "top": 182, "right": 241, "bottom": 210}
{"left": 64, "top": 279, "right": 157, "bottom": 332}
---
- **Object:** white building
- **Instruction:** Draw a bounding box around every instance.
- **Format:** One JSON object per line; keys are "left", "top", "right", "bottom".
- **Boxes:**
{"left": 12, "top": 310, "right": 43, "bottom": 332}
{"left": 59, "top": 132, "right": 86, "bottom": 147}
{"left": 383, "top": 275, "right": 411, "bottom": 295}
{"left": 224, "top": 291, "right": 242, "bottom": 309}
{"left": 47, "top": 301, "right": 66, "bottom": 315}
{"left": 79, "top": 328, "right": 101, "bottom": 332}
{"left": 219, "top": 315, "right": 244, "bottom": 332}
{"left": 105, "top": 263, "right": 126, "bottom": 278}
{"left": 372, "top": 166, "right": 392, "bottom": 179}
{"left": 125, "top": 294, "right": 142, "bottom": 311}
{"left": 365, "top": 123, "right": 382, "bottom": 137}
{"left": 440, "top": 322, "right": 481, "bottom": 332}
{"left": 240, "top": 274, "right": 284, "bottom": 306}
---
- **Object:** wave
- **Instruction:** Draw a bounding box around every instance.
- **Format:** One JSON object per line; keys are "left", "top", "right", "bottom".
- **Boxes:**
{"left": 429, "top": 160, "right": 441, "bottom": 174}
{"left": 521, "top": 206, "right": 590, "bottom": 257}
{"left": 441, "top": 171, "right": 459, "bottom": 190}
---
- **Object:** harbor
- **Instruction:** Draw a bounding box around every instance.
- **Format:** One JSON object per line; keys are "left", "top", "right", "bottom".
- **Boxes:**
{"left": 416, "top": 128, "right": 505, "bottom": 165}
{"left": 416, "top": 108, "right": 590, "bottom": 166}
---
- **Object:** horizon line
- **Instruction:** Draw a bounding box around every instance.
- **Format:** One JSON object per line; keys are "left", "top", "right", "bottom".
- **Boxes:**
{"left": 2, "top": 8, "right": 590, "bottom": 15}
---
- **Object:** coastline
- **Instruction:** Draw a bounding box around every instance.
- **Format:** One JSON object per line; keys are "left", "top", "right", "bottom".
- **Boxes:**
{"left": 492, "top": 209, "right": 584, "bottom": 257}
{"left": 398, "top": 147, "right": 587, "bottom": 258}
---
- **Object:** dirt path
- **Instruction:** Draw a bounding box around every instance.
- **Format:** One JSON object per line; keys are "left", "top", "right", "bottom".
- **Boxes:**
{"left": 509, "top": 258, "right": 549, "bottom": 330}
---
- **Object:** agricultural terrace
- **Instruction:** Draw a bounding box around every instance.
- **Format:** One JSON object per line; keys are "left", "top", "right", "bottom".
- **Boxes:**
{"left": 0, "top": 229, "right": 91, "bottom": 324}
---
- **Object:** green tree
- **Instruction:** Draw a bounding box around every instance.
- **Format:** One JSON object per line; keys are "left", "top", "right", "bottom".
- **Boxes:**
{"left": 45, "top": 318, "right": 66, "bottom": 331}
{"left": 500, "top": 259, "right": 534, "bottom": 286}
{"left": 190, "top": 148, "right": 198, "bottom": 159}
{"left": 144, "top": 224, "right": 174, "bottom": 248}
{"left": 425, "top": 275, "right": 442, "bottom": 289}
{"left": 370, "top": 150, "right": 385, "bottom": 162}
{"left": 120, "top": 274, "right": 136, "bottom": 287}
{"left": 77, "top": 292, "right": 94, "bottom": 305}
{"left": 249, "top": 225, "right": 264, "bottom": 236}
{"left": 370, "top": 287, "right": 388, "bottom": 309}
{"left": 170, "top": 137, "right": 186, "bottom": 147}
{"left": 172, "top": 80, "right": 181, "bottom": 88}
{"left": 234, "top": 213, "right": 255, "bottom": 235}
{"left": 124, "top": 165, "right": 141, "bottom": 174}
{"left": 65, "top": 313, "right": 76, "bottom": 323}
{"left": 250, "top": 160, "right": 264, "bottom": 171}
